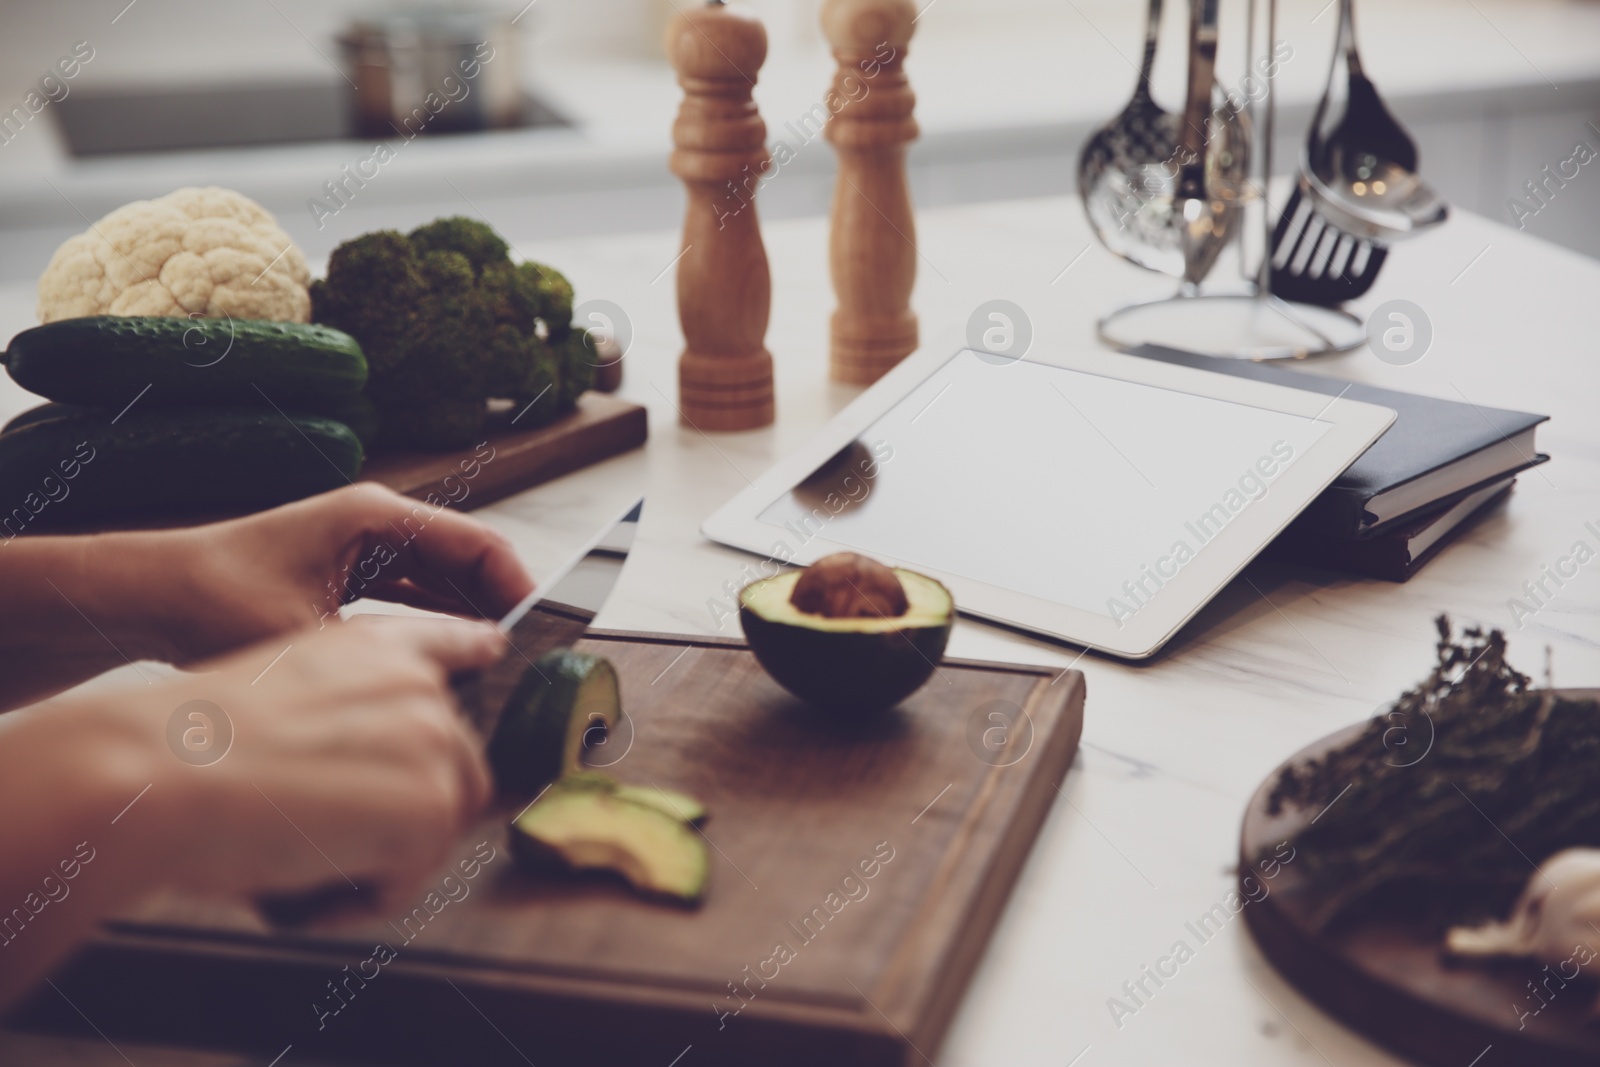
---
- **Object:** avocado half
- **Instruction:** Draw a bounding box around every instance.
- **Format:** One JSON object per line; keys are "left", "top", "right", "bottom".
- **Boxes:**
{"left": 739, "top": 554, "right": 954, "bottom": 714}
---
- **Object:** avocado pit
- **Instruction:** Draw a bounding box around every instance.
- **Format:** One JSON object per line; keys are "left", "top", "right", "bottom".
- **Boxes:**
{"left": 790, "top": 551, "right": 909, "bottom": 619}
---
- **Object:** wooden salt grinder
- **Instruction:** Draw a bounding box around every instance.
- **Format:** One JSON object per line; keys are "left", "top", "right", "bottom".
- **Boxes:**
{"left": 821, "top": 0, "right": 919, "bottom": 385}
{"left": 666, "top": 1, "right": 775, "bottom": 431}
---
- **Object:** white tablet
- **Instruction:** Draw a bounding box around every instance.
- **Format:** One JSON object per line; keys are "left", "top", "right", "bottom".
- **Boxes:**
{"left": 702, "top": 346, "right": 1395, "bottom": 659}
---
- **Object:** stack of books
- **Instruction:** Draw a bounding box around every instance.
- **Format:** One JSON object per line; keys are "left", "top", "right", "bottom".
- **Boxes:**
{"left": 1136, "top": 346, "right": 1550, "bottom": 582}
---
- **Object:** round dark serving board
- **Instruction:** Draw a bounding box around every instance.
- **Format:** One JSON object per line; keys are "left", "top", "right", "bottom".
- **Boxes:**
{"left": 1241, "top": 690, "right": 1600, "bottom": 1067}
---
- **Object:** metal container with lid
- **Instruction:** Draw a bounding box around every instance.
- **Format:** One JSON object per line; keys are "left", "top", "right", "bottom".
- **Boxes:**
{"left": 338, "top": 8, "right": 523, "bottom": 138}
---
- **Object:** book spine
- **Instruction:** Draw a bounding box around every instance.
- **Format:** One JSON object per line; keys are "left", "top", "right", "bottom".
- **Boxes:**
{"left": 1286, "top": 486, "right": 1371, "bottom": 538}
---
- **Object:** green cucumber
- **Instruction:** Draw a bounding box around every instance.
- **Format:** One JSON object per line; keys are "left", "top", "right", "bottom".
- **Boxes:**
{"left": 4, "top": 316, "right": 368, "bottom": 409}
{"left": 0, "top": 406, "right": 361, "bottom": 529}
{"left": 487, "top": 650, "right": 621, "bottom": 794}
{"left": 3, "top": 394, "right": 378, "bottom": 449}
{"left": 2, "top": 402, "right": 91, "bottom": 436}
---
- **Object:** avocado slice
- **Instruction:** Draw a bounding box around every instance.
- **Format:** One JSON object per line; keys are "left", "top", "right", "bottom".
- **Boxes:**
{"left": 511, "top": 783, "right": 709, "bottom": 904}
{"left": 487, "top": 650, "right": 620, "bottom": 793}
{"left": 739, "top": 552, "right": 954, "bottom": 713}
{"left": 560, "top": 771, "right": 709, "bottom": 825}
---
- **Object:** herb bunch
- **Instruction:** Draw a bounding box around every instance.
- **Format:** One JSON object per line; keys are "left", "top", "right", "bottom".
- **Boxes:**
{"left": 1265, "top": 616, "right": 1600, "bottom": 931}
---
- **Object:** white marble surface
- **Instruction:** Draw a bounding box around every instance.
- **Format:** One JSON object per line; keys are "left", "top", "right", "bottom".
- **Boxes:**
{"left": 2, "top": 196, "right": 1599, "bottom": 1064}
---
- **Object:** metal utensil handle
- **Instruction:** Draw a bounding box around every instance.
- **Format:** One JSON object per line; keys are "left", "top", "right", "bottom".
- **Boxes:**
{"left": 1338, "top": 0, "right": 1363, "bottom": 76}
{"left": 1176, "top": 0, "right": 1220, "bottom": 200}
{"left": 1136, "top": 0, "right": 1164, "bottom": 95}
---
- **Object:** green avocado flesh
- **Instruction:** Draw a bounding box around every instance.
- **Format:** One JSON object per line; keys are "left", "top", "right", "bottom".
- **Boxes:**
{"left": 511, "top": 783, "right": 708, "bottom": 904}
{"left": 487, "top": 650, "right": 620, "bottom": 793}
{"left": 738, "top": 567, "right": 954, "bottom": 713}
{"left": 559, "top": 771, "right": 708, "bottom": 825}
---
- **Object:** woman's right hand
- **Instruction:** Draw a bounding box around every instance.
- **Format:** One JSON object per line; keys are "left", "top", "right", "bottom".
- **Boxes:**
{"left": 70, "top": 617, "right": 503, "bottom": 914}
{"left": 0, "top": 607, "right": 505, "bottom": 1007}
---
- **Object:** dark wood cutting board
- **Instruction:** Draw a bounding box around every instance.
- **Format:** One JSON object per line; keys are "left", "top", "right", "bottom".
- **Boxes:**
{"left": 7, "top": 393, "right": 646, "bottom": 534}
{"left": 15, "top": 624, "right": 1084, "bottom": 1067}
{"left": 1240, "top": 691, "right": 1600, "bottom": 1067}
{"left": 360, "top": 392, "right": 646, "bottom": 509}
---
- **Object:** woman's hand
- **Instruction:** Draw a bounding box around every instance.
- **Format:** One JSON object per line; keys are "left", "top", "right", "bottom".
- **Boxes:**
{"left": 0, "top": 615, "right": 505, "bottom": 1006}
{"left": 0, "top": 484, "right": 535, "bottom": 709}
{"left": 143, "top": 617, "right": 502, "bottom": 904}
{"left": 159, "top": 483, "right": 535, "bottom": 663}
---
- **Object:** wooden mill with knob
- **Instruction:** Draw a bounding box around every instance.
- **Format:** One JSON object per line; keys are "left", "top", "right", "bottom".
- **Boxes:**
{"left": 821, "top": 0, "right": 919, "bottom": 386}
{"left": 665, "top": 0, "right": 775, "bottom": 431}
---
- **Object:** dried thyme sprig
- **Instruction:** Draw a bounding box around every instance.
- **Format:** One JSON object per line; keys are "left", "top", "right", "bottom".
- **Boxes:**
{"left": 1262, "top": 617, "right": 1600, "bottom": 931}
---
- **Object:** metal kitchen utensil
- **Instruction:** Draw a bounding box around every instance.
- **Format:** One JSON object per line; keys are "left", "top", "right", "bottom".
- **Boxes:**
{"left": 493, "top": 495, "right": 643, "bottom": 635}
{"left": 1269, "top": 0, "right": 1446, "bottom": 306}
{"left": 1079, "top": 0, "right": 1249, "bottom": 281}
{"left": 1171, "top": 0, "right": 1238, "bottom": 288}
{"left": 1077, "top": 0, "right": 1180, "bottom": 273}
{"left": 256, "top": 496, "right": 643, "bottom": 928}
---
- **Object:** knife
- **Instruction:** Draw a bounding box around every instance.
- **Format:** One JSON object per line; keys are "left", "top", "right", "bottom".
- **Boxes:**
{"left": 257, "top": 495, "right": 644, "bottom": 928}
{"left": 492, "top": 494, "right": 643, "bottom": 635}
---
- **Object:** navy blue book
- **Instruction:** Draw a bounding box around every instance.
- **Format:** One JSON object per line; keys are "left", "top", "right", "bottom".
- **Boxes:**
{"left": 1133, "top": 345, "right": 1549, "bottom": 537}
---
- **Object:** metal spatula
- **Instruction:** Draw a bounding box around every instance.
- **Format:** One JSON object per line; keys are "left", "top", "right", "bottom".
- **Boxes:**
{"left": 1269, "top": 0, "right": 1446, "bottom": 307}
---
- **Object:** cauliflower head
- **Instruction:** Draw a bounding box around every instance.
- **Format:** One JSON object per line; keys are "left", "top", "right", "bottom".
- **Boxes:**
{"left": 36, "top": 186, "right": 311, "bottom": 324}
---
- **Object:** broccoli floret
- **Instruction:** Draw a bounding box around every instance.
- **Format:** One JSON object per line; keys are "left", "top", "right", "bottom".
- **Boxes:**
{"left": 517, "top": 261, "right": 574, "bottom": 336}
{"left": 310, "top": 231, "right": 426, "bottom": 374}
{"left": 512, "top": 354, "right": 561, "bottom": 429}
{"left": 409, "top": 217, "right": 510, "bottom": 275}
{"left": 555, "top": 328, "right": 598, "bottom": 405}
{"left": 310, "top": 217, "right": 589, "bottom": 452}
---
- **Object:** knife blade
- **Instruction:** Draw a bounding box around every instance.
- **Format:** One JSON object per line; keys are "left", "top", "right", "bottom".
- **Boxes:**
{"left": 492, "top": 494, "right": 643, "bottom": 635}
{"left": 257, "top": 495, "right": 644, "bottom": 928}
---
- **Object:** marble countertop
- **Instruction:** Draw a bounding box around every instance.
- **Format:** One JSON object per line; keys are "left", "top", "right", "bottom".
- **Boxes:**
{"left": 2, "top": 195, "right": 1598, "bottom": 1064}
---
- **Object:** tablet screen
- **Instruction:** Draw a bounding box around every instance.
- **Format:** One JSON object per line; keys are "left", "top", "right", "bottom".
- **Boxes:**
{"left": 758, "top": 351, "right": 1330, "bottom": 621}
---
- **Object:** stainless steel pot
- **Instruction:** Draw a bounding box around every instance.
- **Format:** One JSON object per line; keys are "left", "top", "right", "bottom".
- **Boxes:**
{"left": 338, "top": 9, "right": 522, "bottom": 137}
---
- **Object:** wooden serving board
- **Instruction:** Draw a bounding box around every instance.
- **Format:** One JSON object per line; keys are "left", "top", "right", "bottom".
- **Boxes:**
{"left": 1241, "top": 692, "right": 1600, "bottom": 1067}
{"left": 361, "top": 392, "right": 646, "bottom": 509}
{"left": 16, "top": 623, "right": 1084, "bottom": 1067}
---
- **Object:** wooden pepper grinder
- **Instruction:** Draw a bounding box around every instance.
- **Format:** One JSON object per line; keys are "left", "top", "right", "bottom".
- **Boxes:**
{"left": 666, "top": 0, "right": 775, "bottom": 431}
{"left": 821, "top": 0, "right": 919, "bottom": 385}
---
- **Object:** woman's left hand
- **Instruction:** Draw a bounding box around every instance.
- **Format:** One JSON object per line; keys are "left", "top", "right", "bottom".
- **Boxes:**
{"left": 156, "top": 484, "right": 534, "bottom": 663}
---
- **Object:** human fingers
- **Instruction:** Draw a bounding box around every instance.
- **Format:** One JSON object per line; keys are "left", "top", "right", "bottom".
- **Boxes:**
{"left": 331, "top": 485, "right": 534, "bottom": 619}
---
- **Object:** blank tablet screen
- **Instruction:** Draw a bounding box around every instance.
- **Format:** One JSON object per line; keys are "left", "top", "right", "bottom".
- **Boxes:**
{"left": 757, "top": 351, "right": 1330, "bottom": 618}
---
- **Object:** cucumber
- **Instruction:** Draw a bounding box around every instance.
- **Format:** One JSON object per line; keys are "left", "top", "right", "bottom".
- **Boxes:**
{"left": 4, "top": 395, "right": 378, "bottom": 449}
{"left": 306, "top": 393, "right": 379, "bottom": 449}
{"left": 0, "top": 406, "right": 362, "bottom": 529}
{"left": 2, "top": 402, "right": 92, "bottom": 436}
{"left": 4, "top": 316, "right": 368, "bottom": 409}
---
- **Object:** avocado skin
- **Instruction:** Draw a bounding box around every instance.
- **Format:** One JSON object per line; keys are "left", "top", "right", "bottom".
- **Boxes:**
{"left": 487, "top": 650, "right": 618, "bottom": 794}
{"left": 488, "top": 664, "right": 571, "bottom": 794}
{"left": 739, "top": 607, "right": 952, "bottom": 713}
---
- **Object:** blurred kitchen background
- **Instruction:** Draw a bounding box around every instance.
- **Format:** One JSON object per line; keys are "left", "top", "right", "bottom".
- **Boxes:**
{"left": 1, "top": 0, "right": 1598, "bottom": 283}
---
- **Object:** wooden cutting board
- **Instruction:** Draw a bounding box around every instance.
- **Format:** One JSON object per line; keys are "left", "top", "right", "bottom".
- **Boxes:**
{"left": 16, "top": 621, "right": 1084, "bottom": 1067}
{"left": 1240, "top": 693, "right": 1600, "bottom": 1067}
{"left": 361, "top": 392, "right": 646, "bottom": 509}
{"left": 8, "top": 393, "right": 646, "bottom": 534}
